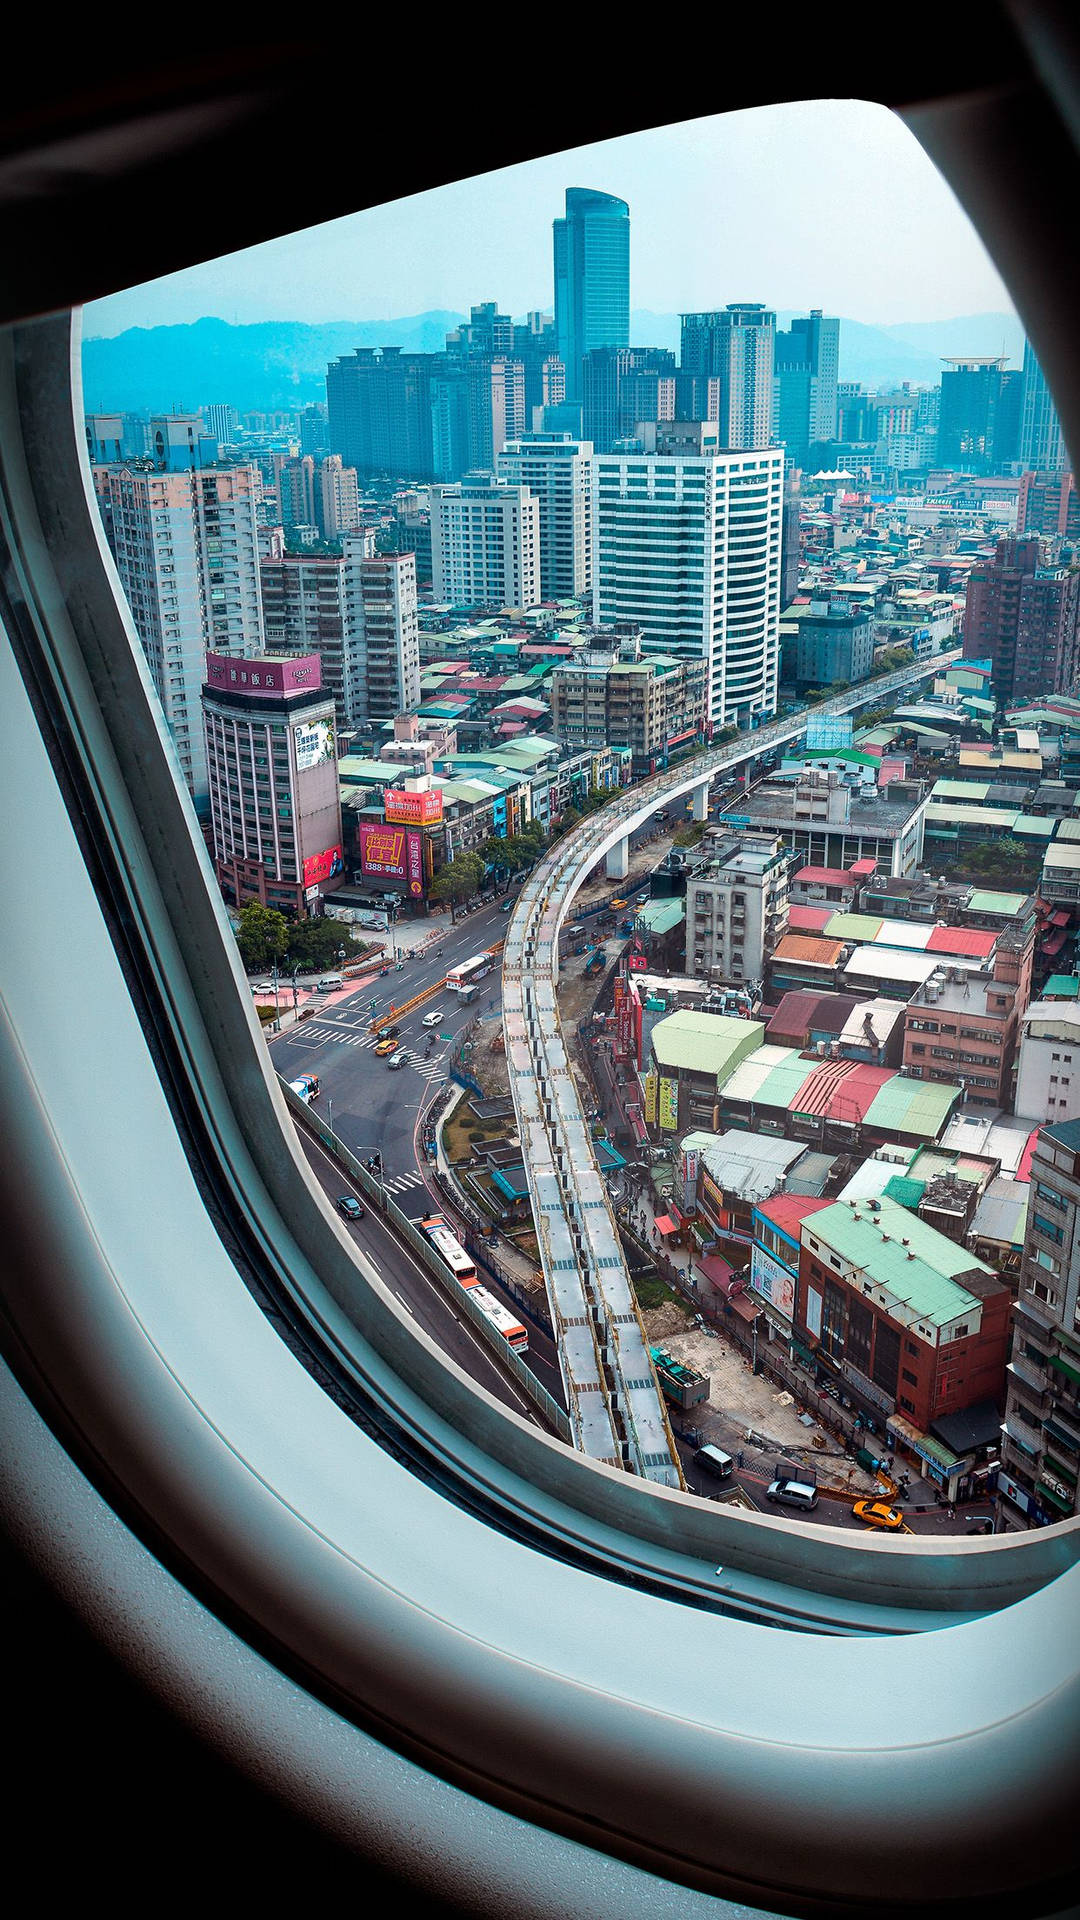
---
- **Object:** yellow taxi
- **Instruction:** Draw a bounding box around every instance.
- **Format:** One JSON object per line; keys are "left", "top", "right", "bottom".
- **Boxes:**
{"left": 374, "top": 1037, "right": 398, "bottom": 1057}
{"left": 852, "top": 1500, "right": 904, "bottom": 1530}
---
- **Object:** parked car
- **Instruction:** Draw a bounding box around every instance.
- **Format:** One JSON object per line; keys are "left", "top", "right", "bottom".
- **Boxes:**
{"left": 852, "top": 1500, "right": 904, "bottom": 1531}
{"left": 374, "top": 1038, "right": 398, "bottom": 1057}
{"left": 765, "top": 1478, "right": 818, "bottom": 1512}
{"left": 336, "top": 1196, "right": 365, "bottom": 1221}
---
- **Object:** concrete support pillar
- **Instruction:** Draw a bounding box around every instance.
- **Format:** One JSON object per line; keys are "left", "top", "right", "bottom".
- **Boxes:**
{"left": 692, "top": 779, "right": 711, "bottom": 822}
{"left": 605, "top": 836, "right": 629, "bottom": 880}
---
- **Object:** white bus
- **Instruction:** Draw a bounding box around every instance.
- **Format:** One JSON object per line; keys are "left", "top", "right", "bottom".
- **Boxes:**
{"left": 419, "top": 1215, "right": 477, "bottom": 1287}
{"left": 445, "top": 953, "right": 492, "bottom": 992}
{"left": 468, "top": 1285, "right": 529, "bottom": 1355}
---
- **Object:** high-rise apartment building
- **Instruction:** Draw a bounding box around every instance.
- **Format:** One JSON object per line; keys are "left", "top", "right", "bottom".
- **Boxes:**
{"left": 430, "top": 476, "right": 541, "bottom": 612}
{"left": 317, "top": 454, "right": 361, "bottom": 541}
{"left": 147, "top": 413, "right": 220, "bottom": 471}
{"left": 593, "top": 434, "right": 784, "bottom": 728}
{"left": 342, "top": 543, "right": 420, "bottom": 723}
{"left": 553, "top": 188, "right": 630, "bottom": 404}
{"left": 1018, "top": 338, "right": 1070, "bottom": 472}
{"left": 997, "top": 1118, "right": 1080, "bottom": 1530}
{"left": 963, "top": 534, "right": 1080, "bottom": 703}
{"left": 465, "top": 357, "right": 526, "bottom": 471}
{"left": 259, "top": 553, "right": 350, "bottom": 723}
{"left": 1017, "top": 469, "right": 1080, "bottom": 540}
{"left": 202, "top": 403, "right": 238, "bottom": 452}
{"left": 496, "top": 433, "right": 594, "bottom": 599}
{"left": 547, "top": 627, "right": 706, "bottom": 770}
{"left": 202, "top": 651, "right": 344, "bottom": 916}
{"left": 679, "top": 305, "right": 776, "bottom": 450}
{"left": 300, "top": 403, "right": 330, "bottom": 457}
{"left": 326, "top": 348, "right": 439, "bottom": 479}
{"left": 773, "top": 311, "right": 839, "bottom": 468}
{"left": 93, "top": 462, "right": 264, "bottom": 809}
{"left": 277, "top": 454, "right": 317, "bottom": 533}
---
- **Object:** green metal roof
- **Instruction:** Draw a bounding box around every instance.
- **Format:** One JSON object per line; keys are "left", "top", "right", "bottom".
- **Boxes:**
{"left": 1013, "top": 816, "right": 1055, "bottom": 839}
{"left": 649, "top": 1011, "right": 764, "bottom": 1079}
{"left": 864, "top": 1076, "right": 960, "bottom": 1140}
{"left": 882, "top": 1174, "right": 926, "bottom": 1209}
{"left": 634, "top": 898, "right": 685, "bottom": 935}
{"left": 931, "top": 779, "right": 990, "bottom": 802}
{"left": 807, "top": 1195, "right": 995, "bottom": 1326}
{"left": 753, "top": 1054, "right": 819, "bottom": 1113}
{"left": 1044, "top": 974, "right": 1080, "bottom": 999}
{"left": 966, "top": 890, "right": 1027, "bottom": 915}
{"left": 823, "top": 912, "right": 883, "bottom": 942}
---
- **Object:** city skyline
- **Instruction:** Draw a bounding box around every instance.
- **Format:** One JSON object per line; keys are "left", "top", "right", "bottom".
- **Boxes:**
{"left": 84, "top": 101, "right": 1017, "bottom": 339}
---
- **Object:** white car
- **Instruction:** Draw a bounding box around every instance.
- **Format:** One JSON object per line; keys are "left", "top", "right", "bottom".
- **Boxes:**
{"left": 421, "top": 1009, "right": 443, "bottom": 1028}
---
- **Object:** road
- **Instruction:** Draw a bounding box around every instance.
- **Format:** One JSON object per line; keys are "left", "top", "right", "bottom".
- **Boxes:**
{"left": 271, "top": 894, "right": 513, "bottom": 1192}
{"left": 295, "top": 1116, "right": 559, "bottom": 1427}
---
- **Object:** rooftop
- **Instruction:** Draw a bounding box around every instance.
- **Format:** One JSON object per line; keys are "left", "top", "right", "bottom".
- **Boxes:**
{"left": 649, "top": 1011, "right": 763, "bottom": 1079}
{"left": 806, "top": 1195, "right": 998, "bottom": 1326}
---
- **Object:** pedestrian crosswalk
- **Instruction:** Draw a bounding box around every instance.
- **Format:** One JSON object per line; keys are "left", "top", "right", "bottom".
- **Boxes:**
{"left": 382, "top": 1169, "right": 426, "bottom": 1194}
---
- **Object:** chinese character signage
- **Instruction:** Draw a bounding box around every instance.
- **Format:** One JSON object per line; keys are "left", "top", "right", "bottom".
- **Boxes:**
{"left": 302, "top": 844, "right": 344, "bottom": 887}
{"left": 359, "top": 823, "right": 427, "bottom": 892}
{"left": 383, "top": 785, "right": 443, "bottom": 826}
{"left": 643, "top": 1073, "right": 657, "bottom": 1125}
{"left": 658, "top": 1076, "right": 678, "bottom": 1132}
{"left": 293, "top": 718, "right": 335, "bottom": 771}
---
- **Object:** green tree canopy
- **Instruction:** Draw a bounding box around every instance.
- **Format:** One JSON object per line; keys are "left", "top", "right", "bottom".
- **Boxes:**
{"left": 286, "top": 918, "right": 355, "bottom": 970}
{"left": 236, "top": 901, "right": 289, "bottom": 973}
{"left": 430, "top": 851, "right": 484, "bottom": 905}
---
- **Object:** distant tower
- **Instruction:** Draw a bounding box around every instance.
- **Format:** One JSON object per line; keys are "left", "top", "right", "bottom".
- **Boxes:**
{"left": 679, "top": 304, "right": 776, "bottom": 450}
{"left": 1019, "top": 339, "right": 1070, "bottom": 471}
{"left": 553, "top": 189, "right": 630, "bottom": 405}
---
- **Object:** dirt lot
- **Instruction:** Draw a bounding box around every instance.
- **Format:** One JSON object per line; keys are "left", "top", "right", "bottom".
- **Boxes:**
{"left": 658, "top": 1326, "right": 878, "bottom": 1489}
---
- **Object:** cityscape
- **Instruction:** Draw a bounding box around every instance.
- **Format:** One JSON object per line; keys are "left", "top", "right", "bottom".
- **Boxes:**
{"left": 83, "top": 169, "right": 1080, "bottom": 1539}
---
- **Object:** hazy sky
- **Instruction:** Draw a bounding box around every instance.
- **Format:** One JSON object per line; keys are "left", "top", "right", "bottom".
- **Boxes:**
{"left": 85, "top": 100, "right": 1016, "bottom": 337}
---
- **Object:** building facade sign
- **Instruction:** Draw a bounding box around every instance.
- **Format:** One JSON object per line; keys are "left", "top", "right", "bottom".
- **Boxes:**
{"left": 750, "top": 1244, "right": 796, "bottom": 1320}
{"left": 658, "top": 1076, "right": 679, "bottom": 1132}
{"left": 384, "top": 785, "right": 444, "bottom": 826}
{"left": 643, "top": 1072, "right": 657, "bottom": 1125}
{"left": 293, "top": 717, "right": 336, "bottom": 771}
{"left": 301, "top": 844, "right": 344, "bottom": 887}
{"left": 841, "top": 1358, "right": 895, "bottom": 1415}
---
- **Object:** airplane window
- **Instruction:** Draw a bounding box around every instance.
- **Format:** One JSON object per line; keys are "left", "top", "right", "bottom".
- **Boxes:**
{"left": 2, "top": 59, "right": 1080, "bottom": 1920}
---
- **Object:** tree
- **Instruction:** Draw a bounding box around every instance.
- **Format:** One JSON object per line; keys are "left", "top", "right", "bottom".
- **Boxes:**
{"left": 429, "top": 852, "right": 484, "bottom": 906}
{"left": 286, "top": 917, "right": 356, "bottom": 970}
{"left": 236, "top": 901, "right": 289, "bottom": 973}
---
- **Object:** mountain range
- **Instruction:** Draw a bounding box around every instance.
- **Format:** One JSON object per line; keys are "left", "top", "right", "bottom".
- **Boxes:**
{"left": 81, "top": 309, "right": 1026, "bottom": 416}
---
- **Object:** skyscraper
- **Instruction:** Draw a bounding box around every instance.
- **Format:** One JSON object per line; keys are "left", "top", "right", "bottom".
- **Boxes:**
{"left": 937, "top": 357, "right": 1007, "bottom": 470}
{"left": 1019, "top": 338, "right": 1070, "bottom": 471}
{"left": 679, "top": 305, "right": 776, "bottom": 450}
{"left": 93, "top": 461, "right": 264, "bottom": 809}
{"left": 593, "top": 432, "right": 784, "bottom": 727}
{"left": 326, "top": 348, "right": 439, "bottom": 479}
{"left": 773, "top": 310, "right": 839, "bottom": 468}
{"left": 553, "top": 188, "right": 630, "bottom": 405}
{"left": 581, "top": 346, "right": 676, "bottom": 454}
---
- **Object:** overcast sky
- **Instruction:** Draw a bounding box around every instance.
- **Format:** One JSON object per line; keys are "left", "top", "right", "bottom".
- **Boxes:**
{"left": 85, "top": 100, "right": 1016, "bottom": 337}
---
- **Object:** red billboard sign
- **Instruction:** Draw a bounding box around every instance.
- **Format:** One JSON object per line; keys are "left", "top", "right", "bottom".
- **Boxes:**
{"left": 302, "top": 844, "right": 344, "bottom": 888}
{"left": 383, "top": 785, "right": 443, "bottom": 826}
{"left": 359, "top": 823, "right": 426, "bottom": 894}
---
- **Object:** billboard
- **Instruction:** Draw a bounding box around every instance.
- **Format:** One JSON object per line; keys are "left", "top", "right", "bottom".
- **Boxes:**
{"left": 384, "top": 785, "right": 443, "bottom": 826}
{"left": 292, "top": 717, "right": 335, "bottom": 771}
{"left": 643, "top": 1072, "right": 658, "bottom": 1126}
{"left": 658, "top": 1076, "right": 678, "bottom": 1133}
{"left": 302, "top": 844, "right": 344, "bottom": 888}
{"left": 359, "top": 822, "right": 426, "bottom": 894}
{"left": 750, "top": 1245, "right": 796, "bottom": 1320}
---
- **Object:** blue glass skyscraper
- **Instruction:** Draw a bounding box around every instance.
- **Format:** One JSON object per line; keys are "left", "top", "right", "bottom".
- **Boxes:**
{"left": 553, "top": 188, "right": 630, "bottom": 404}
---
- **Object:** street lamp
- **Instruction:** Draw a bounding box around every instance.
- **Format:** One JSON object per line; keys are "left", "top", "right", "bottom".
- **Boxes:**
{"left": 292, "top": 964, "right": 300, "bottom": 1016}
{"left": 326, "top": 1097, "right": 333, "bottom": 1135}
{"left": 271, "top": 961, "right": 280, "bottom": 1026}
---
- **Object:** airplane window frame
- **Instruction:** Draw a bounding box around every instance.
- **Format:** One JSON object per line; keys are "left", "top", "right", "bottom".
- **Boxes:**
{"left": 3, "top": 51, "right": 1080, "bottom": 1920}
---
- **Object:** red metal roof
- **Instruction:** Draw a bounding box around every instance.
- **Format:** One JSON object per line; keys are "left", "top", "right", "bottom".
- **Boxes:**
{"left": 773, "top": 934, "right": 847, "bottom": 966}
{"left": 848, "top": 858, "right": 879, "bottom": 876}
{"left": 794, "top": 865, "right": 854, "bottom": 886}
{"left": 787, "top": 905, "right": 834, "bottom": 932}
{"left": 925, "top": 926, "right": 997, "bottom": 957}
{"left": 1018, "top": 1128, "right": 1040, "bottom": 1181}
{"left": 1040, "top": 929, "right": 1068, "bottom": 956}
{"left": 791, "top": 1058, "right": 891, "bottom": 1122}
{"left": 754, "top": 1195, "right": 832, "bottom": 1236}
